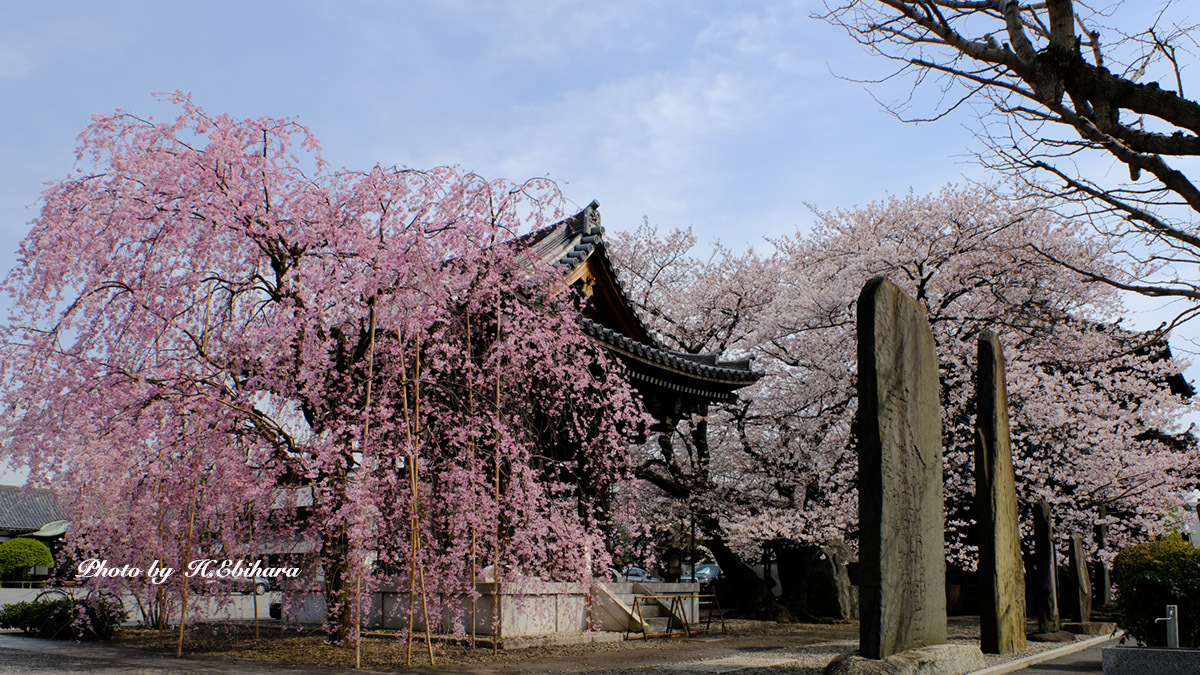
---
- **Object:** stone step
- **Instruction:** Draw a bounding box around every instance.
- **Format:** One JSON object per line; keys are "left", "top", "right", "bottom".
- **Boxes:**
{"left": 641, "top": 616, "right": 675, "bottom": 635}
{"left": 635, "top": 602, "right": 670, "bottom": 619}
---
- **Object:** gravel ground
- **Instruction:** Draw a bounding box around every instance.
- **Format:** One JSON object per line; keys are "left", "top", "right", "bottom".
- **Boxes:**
{"left": 115, "top": 619, "right": 855, "bottom": 672}
{"left": 102, "top": 617, "right": 1084, "bottom": 673}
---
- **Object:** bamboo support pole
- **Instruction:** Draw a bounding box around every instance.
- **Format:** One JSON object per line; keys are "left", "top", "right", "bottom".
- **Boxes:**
{"left": 177, "top": 284, "right": 212, "bottom": 655}
{"left": 407, "top": 524, "right": 417, "bottom": 665}
{"left": 471, "top": 524, "right": 477, "bottom": 648}
{"left": 414, "top": 337, "right": 434, "bottom": 665}
{"left": 177, "top": 487, "right": 199, "bottom": 657}
{"left": 400, "top": 335, "right": 416, "bottom": 666}
{"left": 467, "top": 312, "right": 478, "bottom": 649}
{"left": 355, "top": 299, "right": 377, "bottom": 670}
{"left": 250, "top": 516, "right": 259, "bottom": 641}
{"left": 493, "top": 308, "right": 502, "bottom": 654}
{"left": 418, "top": 522, "right": 434, "bottom": 665}
{"left": 399, "top": 334, "right": 434, "bottom": 666}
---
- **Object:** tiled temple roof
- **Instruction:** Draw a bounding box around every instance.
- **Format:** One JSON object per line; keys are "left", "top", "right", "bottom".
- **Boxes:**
{"left": 579, "top": 318, "right": 757, "bottom": 383}
{"left": 523, "top": 202, "right": 760, "bottom": 399}
{"left": 523, "top": 202, "right": 659, "bottom": 343}
{"left": 0, "top": 486, "right": 65, "bottom": 534}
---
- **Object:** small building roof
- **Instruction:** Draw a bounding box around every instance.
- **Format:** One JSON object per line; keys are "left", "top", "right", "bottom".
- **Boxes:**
{"left": 0, "top": 486, "right": 66, "bottom": 535}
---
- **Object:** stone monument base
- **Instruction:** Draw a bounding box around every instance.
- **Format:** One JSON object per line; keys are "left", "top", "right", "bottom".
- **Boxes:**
{"left": 1029, "top": 630, "right": 1075, "bottom": 642}
{"left": 823, "top": 644, "right": 986, "bottom": 675}
{"left": 1062, "top": 621, "right": 1116, "bottom": 636}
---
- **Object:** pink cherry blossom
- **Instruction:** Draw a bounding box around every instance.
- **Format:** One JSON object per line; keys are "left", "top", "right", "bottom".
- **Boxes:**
{"left": 0, "top": 95, "right": 646, "bottom": 641}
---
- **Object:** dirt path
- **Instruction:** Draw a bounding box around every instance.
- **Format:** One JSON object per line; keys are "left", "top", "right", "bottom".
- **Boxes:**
{"left": 0, "top": 618, "right": 1080, "bottom": 674}
{"left": 424, "top": 627, "right": 860, "bottom": 673}
{"left": 1, "top": 622, "right": 859, "bottom": 674}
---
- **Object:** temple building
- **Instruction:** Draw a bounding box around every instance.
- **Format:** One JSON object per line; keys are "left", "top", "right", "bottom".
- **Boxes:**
{"left": 523, "top": 201, "right": 760, "bottom": 426}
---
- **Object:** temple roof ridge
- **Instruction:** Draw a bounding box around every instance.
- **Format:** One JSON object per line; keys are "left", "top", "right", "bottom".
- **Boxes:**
{"left": 522, "top": 202, "right": 761, "bottom": 403}
{"left": 523, "top": 201, "right": 664, "bottom": 349}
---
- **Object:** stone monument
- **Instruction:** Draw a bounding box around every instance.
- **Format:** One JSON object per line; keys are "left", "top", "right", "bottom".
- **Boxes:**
{"left": 856, "top": 277, "right": 948, "bottom": 659}
{"left": 1033, "top": 499, "right": 1061, "bottom": 633}
{"left": 1068, "top": 533, "right": 1092, "bottom": 623}
{"left": 1094, "top": 506, "right": 1112, "bottom": 607}
{"left": 973, "top": 331, "right": 1027, "bottom": 654}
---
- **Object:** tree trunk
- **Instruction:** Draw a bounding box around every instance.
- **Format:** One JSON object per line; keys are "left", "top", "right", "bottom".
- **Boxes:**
{"left": 322, "top": 522, "right": 354, "bottom": 641}
{"left": 636, "top": 409, "right": 784, "bottom": 619}
{"left": 698, "top": 515, "right": 782, "bottom": 619}
{"left": 773, "top": 543, "right": 818, "bottom": 621}
{"left": 769, "top": 540, "right": 857, "bottom": 621}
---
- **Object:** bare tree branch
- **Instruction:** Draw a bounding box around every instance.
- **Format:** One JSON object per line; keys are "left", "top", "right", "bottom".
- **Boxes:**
{"left": 821, "top": 1, "right": 1200, "bottom": 319}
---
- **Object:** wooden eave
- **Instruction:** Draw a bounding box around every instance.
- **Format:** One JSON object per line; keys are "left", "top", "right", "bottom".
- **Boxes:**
{"left": 579, "top": 318, "right": 759, "bottom": 402}
{"left": 522, "top": 202, "right": 761, "bottom": 400}
{"left": 571, "top": 254, "right": 655, "bottom": 345}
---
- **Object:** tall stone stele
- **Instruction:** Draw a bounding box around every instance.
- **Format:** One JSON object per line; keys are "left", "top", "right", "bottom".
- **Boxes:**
{"left": 857, "top": 277, "right": 948, "bottom": 659}
{"left": 1094, "top": 506, "right": 1113, "bottom": 607}
{"left": 974, "top": 331, "right": 1027, "bottom": 654}
{"left": 1069, "top": 533, "right": 1093, "bottom": 623}
{"left": 1033, "top": 499, "right": 1061, "bottom": 633}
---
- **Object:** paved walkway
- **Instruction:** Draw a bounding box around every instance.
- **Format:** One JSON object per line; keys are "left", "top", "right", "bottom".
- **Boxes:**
{"left": 1022, "top": 637, "right": 1115, "bottom": 675}
{"left": 0, "top": 632, "right": 380, "bottom": 674}
{"left": 0, "top": 629, "right": 1121, "bottom": 674}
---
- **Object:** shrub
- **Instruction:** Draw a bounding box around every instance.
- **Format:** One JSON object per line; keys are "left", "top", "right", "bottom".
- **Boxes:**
{"left": 1112, "top": 534, "right": 1200, "bottom": 647}
{"left": 0, "top": 595, "right": 126, "bottom": 640}
{"left": 0, "top": 538, "right": 53, "bottom": 579}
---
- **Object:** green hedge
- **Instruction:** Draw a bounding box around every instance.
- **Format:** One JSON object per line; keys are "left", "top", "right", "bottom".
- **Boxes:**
{"left": 0, "top": 596, "right": 126, "bottom": 640}
{"left": 1112, "top": 534, "right": 1200, "bottom": 647}
{"left": 0, "top": 538, "right": 53, "bottom": 579}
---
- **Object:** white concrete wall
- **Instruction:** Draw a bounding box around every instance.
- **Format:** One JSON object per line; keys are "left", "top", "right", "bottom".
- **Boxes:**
{"left": 0, "top": 587, "right": 61, "bottom": 606}
{"left": 285, "top": 581, "right": 591, "bottom": 636}
{"left": 0, "top": 587, "right": 277, "bottom": 625}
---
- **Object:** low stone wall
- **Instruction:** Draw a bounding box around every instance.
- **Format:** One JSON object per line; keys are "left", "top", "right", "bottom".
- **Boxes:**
{"left": 286, "top": 580, "right": 590, "bottom": 636}
{"left": 0, "top": 587, "right": 53, "bottom": 605}
{"left": 284, "top": 580, "right": 706, "bottom": 636}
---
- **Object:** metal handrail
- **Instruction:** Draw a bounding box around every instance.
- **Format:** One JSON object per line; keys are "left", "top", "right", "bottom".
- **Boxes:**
{"left": 625, "top": 593, "right": 724, "bottom": 639}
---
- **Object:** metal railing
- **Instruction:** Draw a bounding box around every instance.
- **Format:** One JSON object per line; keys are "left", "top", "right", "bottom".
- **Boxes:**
{"left": 625, "top": 593, "right": 725, "bottom": 640}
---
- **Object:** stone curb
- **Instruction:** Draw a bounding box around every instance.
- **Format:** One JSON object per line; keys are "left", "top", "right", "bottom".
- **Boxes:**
{"left": 969, "top": 633, "right": 1120, "bottom": 674}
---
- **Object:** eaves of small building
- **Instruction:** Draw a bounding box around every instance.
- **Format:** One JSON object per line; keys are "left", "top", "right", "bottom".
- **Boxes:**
{"left": 0, "top": 485, "right": 67, "bottom": 541}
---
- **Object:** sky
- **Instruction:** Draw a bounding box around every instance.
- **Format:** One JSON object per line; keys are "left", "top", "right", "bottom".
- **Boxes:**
{"left": 1, "top": 1, "right": 1198, "bottom": 482}
{"left": 1, "top": 1, "right": 989, "bottom": 260}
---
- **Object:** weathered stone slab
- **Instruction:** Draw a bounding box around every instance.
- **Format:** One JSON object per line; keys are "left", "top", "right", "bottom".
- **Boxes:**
{"left": 1032, "top": 499, "right": 1061, "bottom": 633}
{"left": 1103, "top": 646, "right": 1200, "bottom": 675}
{"left": 1068, "top": 532, "right": 1092, "bottom": 623}
{"left": 1095, "top": 506, "right": 1113, "bottom": 607}
{"left": 973, "top": 331, "right": 1027, "bottom": 655}
{"left": 824, "top": 644, "right": 986, "bottom": 675}
{"left": 856, "top": 277, "right": 947, "bottom": 659}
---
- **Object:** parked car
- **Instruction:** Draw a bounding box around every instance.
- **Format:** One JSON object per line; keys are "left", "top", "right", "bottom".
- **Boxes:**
{"left": 196, "top": 571, "right": 274, "bottom": 595}
{"left": 622, "top": 566, "right": 661, "bottom": 583}
{"left": 680, "top": 562, "right": 723, "bottom": 588}
{"left": 236, "top": 573, "right": 274, "bottom": 595}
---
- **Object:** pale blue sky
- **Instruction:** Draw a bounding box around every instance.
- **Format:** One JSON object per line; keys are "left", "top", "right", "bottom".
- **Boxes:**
{"left": 1, "top": 0, "right": 1195, "bottom": 471}
{"left": 1, "top": 0, "right": 986, "bottom": 264}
